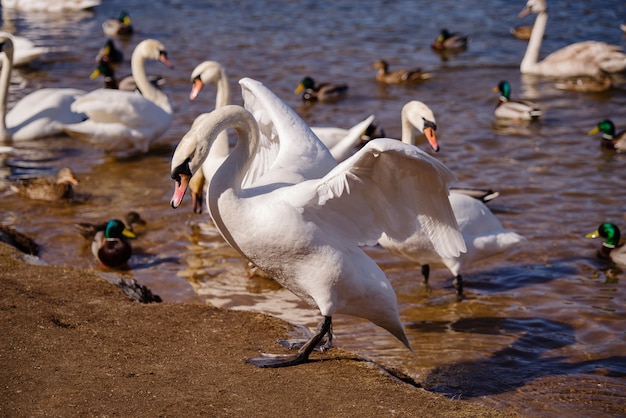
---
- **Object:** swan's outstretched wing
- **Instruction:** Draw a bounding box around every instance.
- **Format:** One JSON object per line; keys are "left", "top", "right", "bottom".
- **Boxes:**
{"left": 239, "top": 77, "right": 336, "bottom": 187}
{"left": 311, "top": 138, "right": 465, "bottom": 259}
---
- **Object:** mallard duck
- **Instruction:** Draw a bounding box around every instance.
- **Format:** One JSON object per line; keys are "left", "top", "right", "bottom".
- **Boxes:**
{"left": 510, "top": 25, "right": 533, "bottom": 40}
{"left": 588, "top": 120, "right": 626, "bottom": 152}
{"left": 554, "top": 74, "right": 612, "bottom": 93}
{"left": 431, "top": 29, "right": 469, "bottom": 51}
{"left": 90, "top": 59, "right": 165, "bottom": 92}
{"left": 10, "top": 167, "right": 79, "bottom": 201}
{"left": 373, "top": 59, "right": 432, "bottom": 84}
{"left": 75, "top": 211, "right": 146, "bottom": 240}
{"left": 95, "top": 39, "right": 123, "bottom": 70}
{"left": 586, "top": 223, "right": 626, "bottom": 267}
{"left": 102, "top": 11, "right": 134, "bottom": 37}
{"left": 518, "top": 0, "right": 626, "bottom": 77}
{"left": 493, "top": 80, "right": 542, "bottom": 120}
{"left": 92, "top": 219, "right": 136, "bottom": 269}
{"left": 294, "top": 76, "right": 348, "bottom": 103}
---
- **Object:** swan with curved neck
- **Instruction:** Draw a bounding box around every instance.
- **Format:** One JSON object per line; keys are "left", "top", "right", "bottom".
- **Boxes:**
{"left": 170, "top": 78, "right": 465, "bottom": 367}
{"left": 519, "top": 0, "right": 626, "bottom": 77}
{"left": 61, "top": 39, "right": 174, "bottom": 157}
{"left": 0, "top": 33, "right": 85, "bottom": 142}
{"left": 378, "top": 101, "right": 524, "bottom": 299}
{"left": 187, "top": 61, "right": 231, "bottom": 213}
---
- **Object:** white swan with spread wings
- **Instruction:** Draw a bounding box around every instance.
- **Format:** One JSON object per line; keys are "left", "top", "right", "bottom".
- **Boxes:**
{"left": 170, "top": 78, "right": 465, "bottom": 367}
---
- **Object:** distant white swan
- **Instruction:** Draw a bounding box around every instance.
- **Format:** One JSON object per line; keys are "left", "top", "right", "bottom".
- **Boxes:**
{"left": 62, "top": 39, "right": 174, "bottom": 157}
{"left": 0, "top": 0, "right": 100, "bottom": 12}
{"left": 186, "top": 61, "right": 232, "bottom": 213}
{"left": 0, "top": 33, "right": 85, "bottom": 142}
{"left": 311, "top": 115, "right": 376, "bottom": 162}
{"left": 170, "top": 77, "right": 465, "bottom": 367}
{"left": 519, "top": 0, "right": 626, "bottom": 77}
{"left": 11, "top": 35, "right": 49, "bottom": 66}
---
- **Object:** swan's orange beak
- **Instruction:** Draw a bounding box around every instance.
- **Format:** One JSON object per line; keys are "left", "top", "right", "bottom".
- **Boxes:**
{"left": 171, "top": 173, "right": 190, "bottom": 209}
{"left": 424, "top": 126, "right": 439, "bottom": 152}
{"left": 190, "top": 79, "right": 204, "bottom": 101}
{"left": 518, "top": 6, "right": 531, "bottom": 18}
{"left": 159, "top": 53, "right": 175, "bottom": 69}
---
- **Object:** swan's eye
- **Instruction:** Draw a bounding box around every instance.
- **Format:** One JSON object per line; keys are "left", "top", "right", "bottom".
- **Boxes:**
{"left": 423, "top": 119, "right": 437, "bottom": 131}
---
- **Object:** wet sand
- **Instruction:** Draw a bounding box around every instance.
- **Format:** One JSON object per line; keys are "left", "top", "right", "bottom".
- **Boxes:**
{"left": 0, "top": 243, "right": 513, "bottom": 417}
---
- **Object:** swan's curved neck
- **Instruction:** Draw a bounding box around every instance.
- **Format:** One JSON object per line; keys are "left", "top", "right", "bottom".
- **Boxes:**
{"left": 210, "top": 69, "right": 231, "bottom": 159}
{"left": 131, "top": 49, "right": 171, "bottom": 113}
{"left": 0, "top": 42, "right": 13, "bottom": 141}
{"left": 400, "top": 108, "right": 418, "bottom": 146}
{"left": 521, "top": 10, "right": 548, "bottom": 73}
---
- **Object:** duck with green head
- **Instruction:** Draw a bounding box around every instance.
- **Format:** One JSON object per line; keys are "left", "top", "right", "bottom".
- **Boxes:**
{"left": 588, "top": 120, "right": 626, "bottom": 152}
{"left": 92, "top": 219, "right": 136, "bottom": 269}
{"left": 294, "top": 76, "right": 348, "bottom": 103}
{"left": 102, "top": 11, "right": 134, "bottom": 37}
{"left": 493, "top": 80, "right": 542, "bottom": 121}
{"left": 431, "top": 29, "right": 469, "bottom": 51}
{"left": 586, "top": 222, "right": 626, "bottom": 267}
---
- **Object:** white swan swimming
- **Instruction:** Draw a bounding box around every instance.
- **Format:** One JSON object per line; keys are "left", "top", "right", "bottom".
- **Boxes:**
{"left": 311, "top": 115, "right": 376, "bottom": 162}
{"left": 62, "top": 39, "right": 174, "bottom": 157}
{"left": 186, "top": 61, "right": 232, "bottom": 214}
{"left": 0, "top": 0, "right": 100, "bottom": 12}
{"left": 0, "top": 33, "right": 85, "bottom": 142}
{"left": 170, "top": 77, "right": 465, "bottom": 367}
{"left": 519, "top": 0, "right": 626, "bottom": 77}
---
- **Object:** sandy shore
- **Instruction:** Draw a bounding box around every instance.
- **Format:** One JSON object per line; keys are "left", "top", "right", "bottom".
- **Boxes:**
{"left": 0, "top": 243, "right": 514, "bottom": 417}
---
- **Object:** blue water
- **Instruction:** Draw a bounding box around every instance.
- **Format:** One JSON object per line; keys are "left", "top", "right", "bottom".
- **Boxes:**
{"left": 1, "top": 1, "right": 625, "bottom": 416}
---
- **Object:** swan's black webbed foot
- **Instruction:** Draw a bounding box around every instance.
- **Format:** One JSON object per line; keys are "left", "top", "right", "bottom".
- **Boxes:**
{"left": 277, "top": 319, "right": 333, "bottom": 352}
{"left": 245, "top": 316, "right": 332, "bottom": 368}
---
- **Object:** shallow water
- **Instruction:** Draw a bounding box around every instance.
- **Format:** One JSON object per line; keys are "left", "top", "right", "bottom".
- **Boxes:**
{"left": 1, "top": 0, "right": 625, "bottom": 416}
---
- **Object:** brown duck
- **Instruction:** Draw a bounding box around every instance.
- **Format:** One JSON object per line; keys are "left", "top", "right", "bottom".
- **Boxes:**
{"left": 11, "top": 167, "right": 79, "bottom": 201}
{"left": 373, "top": 60, "right": 432, "bottom": 84}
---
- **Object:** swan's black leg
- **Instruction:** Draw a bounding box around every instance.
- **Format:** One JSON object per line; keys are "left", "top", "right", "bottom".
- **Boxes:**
{"left": 454, "top": 274, "right": 464, "bottom": 301}
{"left": 421, "top": 264, "right": 430, "bottom": 284}
{"left": 246, "top": 316, "right": 333, "bottom": 368}
{"left": 278, "top": 319, "right": 334, "bottom": 352}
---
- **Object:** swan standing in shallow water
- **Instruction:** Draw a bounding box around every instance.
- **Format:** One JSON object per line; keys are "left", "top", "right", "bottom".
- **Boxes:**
{"left": 0, "top": 33, "right": 85, "bottom": 142}
{"left": 170, "top": 78, "right": 465, "bottom": 367}
{"left": 378, "top": 101, "right": 523, "bottom": 298}
{"left": 62, "top": 39, "right": 174, "bottom": 157}
{"left": 518, "top": 0, "right": 626, "bottom": 77}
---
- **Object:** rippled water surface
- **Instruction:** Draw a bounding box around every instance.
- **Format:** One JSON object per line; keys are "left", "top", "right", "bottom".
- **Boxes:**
{"left": 1, "top": 1, "right": 625, "bottom": 416}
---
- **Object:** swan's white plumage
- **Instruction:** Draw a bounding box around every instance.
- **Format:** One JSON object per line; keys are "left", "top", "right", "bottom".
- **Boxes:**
{"left": 0, "top": 0, "right": 100, "bottom": 11}
{"left": 62, "top": 39, "right": 173, "bottom": 157}
{"left": 311, "top": 115, "right": 375, "bottom": 162}
{"left": 380, "top": 192, "right": 524, "bottom": 280}
{"left": 11, "top": 35, "right": 49, "bottom": 66}
{"left": 519, "top": 0, "right": 626, "bottom": 77}
{"left": 0, "top": 32, "right": 85, "bottom": 142}
{"left": 171, "top": 78, "right": 465, "bottom": 356}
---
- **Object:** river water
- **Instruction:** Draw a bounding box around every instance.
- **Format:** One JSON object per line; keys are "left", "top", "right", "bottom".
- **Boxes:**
{"left": 1, "top": 0, "right": 625, "bottom": 416}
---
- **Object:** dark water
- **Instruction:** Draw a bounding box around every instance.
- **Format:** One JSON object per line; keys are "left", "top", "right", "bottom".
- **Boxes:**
{"left": 1, "top": 1, "right": 625, "bottom": 416}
